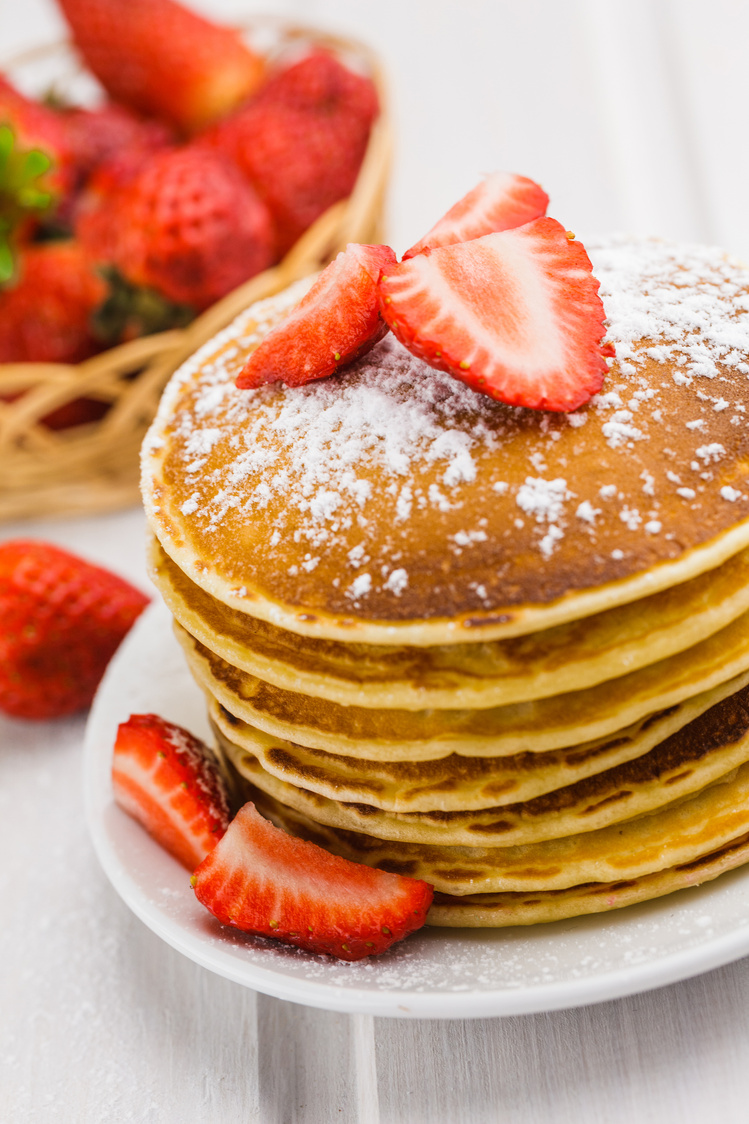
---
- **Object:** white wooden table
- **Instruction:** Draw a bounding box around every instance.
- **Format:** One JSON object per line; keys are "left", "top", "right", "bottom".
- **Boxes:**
{"left": 6, "top": 1, "right": 749, "bottom": 1118}
{"left": 4, "top": 509, "right": 749, "bottom": 1124}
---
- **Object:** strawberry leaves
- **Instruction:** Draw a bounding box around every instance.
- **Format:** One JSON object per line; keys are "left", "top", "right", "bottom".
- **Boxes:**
{"left": 0, "top": 124, "right": 54, "bottom": 282}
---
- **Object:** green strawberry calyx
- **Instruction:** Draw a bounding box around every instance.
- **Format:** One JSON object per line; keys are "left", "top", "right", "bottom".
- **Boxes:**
{"left": 0, "top": 123, "right": 54, "bottom": 283}
{"left": 92, "top": 266, "right": 195, "bottom": 345}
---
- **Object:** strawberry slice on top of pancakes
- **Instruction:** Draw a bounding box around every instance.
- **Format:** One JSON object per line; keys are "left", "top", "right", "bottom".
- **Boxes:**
{"left": 235, "top": 173, "right": 609, "bottom": 413}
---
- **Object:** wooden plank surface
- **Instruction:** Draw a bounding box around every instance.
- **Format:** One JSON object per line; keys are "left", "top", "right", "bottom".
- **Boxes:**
{"left": 6, "top": 2, "right": 749, "bottom": 1115}
{"left": 3, "top": 513, "right": 749, "bottom": 1123}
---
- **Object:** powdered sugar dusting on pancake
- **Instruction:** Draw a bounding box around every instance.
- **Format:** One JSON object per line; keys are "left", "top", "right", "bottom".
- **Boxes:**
{"left": 591, "top": 236, "right": 749, "bottom": 380}
{"left": 142, "top": 238, "right": 749, "bottom": 628}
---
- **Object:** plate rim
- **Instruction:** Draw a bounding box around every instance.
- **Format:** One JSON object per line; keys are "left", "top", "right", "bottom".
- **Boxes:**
{"left": 84, "top": 602, "right": 749, "bottom": 1019}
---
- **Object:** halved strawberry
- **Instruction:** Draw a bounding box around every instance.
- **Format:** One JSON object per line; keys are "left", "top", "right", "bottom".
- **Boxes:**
{"left": 192, "top": 802, "right": 433, "bottom": 961}
{"left": 403, "top": 172, "right": 549, "bottom": 260}
{"left": 112, "top": 713, "right": 230, "bottom": 871}
{"left": 379, "top": 218, "right": 608, "bottom": 412}
{"left": 236, "top": 243, "right": 397, "bottom": 389}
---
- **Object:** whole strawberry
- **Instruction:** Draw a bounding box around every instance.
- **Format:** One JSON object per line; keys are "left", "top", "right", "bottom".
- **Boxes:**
{"left": 0, "top": 540, "right": 149, "bottom": 720}
{"left": 90, "top": 147, "right": 275, "bottom": 311}
{"left": 57, "top": 0, "right": 266, "bottom": 134}
{"left": 61, "top": 102, "right": 173, "bottom": 183}
{"left": 201, "top": 51, "right": 378, "bottom": 256}
{"left": 74, "top": 145, "right": 166, "bottom": 269}
{"left": 0, "top": 240, "right": 106, "bottom": 364}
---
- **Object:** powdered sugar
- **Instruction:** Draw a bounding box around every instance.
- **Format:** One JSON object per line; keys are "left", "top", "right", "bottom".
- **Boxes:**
{"left": 347, "top": 573, "right": 372, "bottom": 600}
{"left": 575, "top": 500, "right": 600, "bottom": 524}
{"left": 383, "top": 568, "right": 409, "bottom": 595}
{"left": 515, "top": 477, "right": 571, "bottom": 523}
{"left": 696, "top": 444, "right": 726, "bottom": 463}
{"left": 161, "top": 324, "right": 515, "bottom": 592}
{"left": 619, "top": 506, "right": 642, "bottom": 531}
{"left": 143, "top": 237, "right": 749, "bottom": 585}
{"left": 217, "top": 340, "right": 495, "bottom": 519}
{"left": 515, "top": 477, "right": 571, "bottom": 557}
{"left": 589, "top": 235, "right": 749, "bottom": 380}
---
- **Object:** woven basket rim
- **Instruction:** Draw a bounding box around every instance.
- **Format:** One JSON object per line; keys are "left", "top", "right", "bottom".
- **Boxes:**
{"left": 0, "top": 23, "right": 391, "bottom": 522}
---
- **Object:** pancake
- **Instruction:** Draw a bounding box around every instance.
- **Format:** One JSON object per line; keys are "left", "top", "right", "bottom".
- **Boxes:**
{"left": 142, "top": 235, "right": 749, "bottom": 929}
{"left": 427, "top": 831, "right": 749, "bottom": 927}
{"left": 175, "top": 611, "right": 749, "bottom": 757}
{"left": 207, "top": 668, "right": 749, "bottom": 811}
{"left": 214, "top": 682, "right": 749, "bottom": 845}
{"left": 150, "top": 535, "right": 749, "bottom": 709}
{"left": 241, "top": 758, "right": 749, "bottom": 894}
{"left": 142, "top": 239, "right": 749, "bottom": 646}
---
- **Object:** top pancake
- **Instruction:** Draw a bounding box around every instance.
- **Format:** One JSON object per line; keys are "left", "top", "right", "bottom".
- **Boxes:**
{"left": 141, "top": 238, "right": 749, "bottom": 645}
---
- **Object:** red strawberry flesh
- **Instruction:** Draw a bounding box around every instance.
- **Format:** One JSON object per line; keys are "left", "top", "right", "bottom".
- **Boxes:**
{"left": 192, "top": 802, "right": 433, "bottom": 961}
{"left": 236, "top": 243, "right": 397, "bottom": 389}
{"left": 379, "top": 217, "right": 608, "bottom": 412}
{"left": 403, "top": 172, "right": 549, "bottom": 259}
{"left": 112, "top": 713, "right": 230, "bottom": 871}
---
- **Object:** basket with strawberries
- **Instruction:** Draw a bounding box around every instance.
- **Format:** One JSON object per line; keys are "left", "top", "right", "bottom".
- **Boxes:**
{"left": 0, "top": 0, "right": 389, "bottom": 521}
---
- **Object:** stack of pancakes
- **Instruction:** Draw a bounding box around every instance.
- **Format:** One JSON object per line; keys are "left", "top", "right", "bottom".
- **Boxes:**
{"left": 141, "top": 237, "right": 749, "bottom": 926}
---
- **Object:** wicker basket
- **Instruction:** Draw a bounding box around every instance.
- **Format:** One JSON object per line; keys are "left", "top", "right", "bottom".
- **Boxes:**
{"left": 0, "top": 22, "right": 391, "bottom": 522}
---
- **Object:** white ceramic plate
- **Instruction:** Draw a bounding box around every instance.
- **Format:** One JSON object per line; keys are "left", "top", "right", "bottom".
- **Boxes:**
{"left": 85, "top": 601, "right": 749, "bottom": 1019}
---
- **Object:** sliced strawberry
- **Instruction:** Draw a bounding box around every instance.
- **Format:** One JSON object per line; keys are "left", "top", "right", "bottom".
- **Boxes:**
{"left": 379, "top": 218, "right": 608, "bottom": 412}
{"left": 112, "top": 713, "right": 230, "bottom": 871}
{"left": 192, "top": 802, "right": 433, "bottom": 961}
{"left": 236, "top": 243, "right": 397, "bottom": 389}
{"left": 403, "top": 172, "right": 549, "bottom": 260}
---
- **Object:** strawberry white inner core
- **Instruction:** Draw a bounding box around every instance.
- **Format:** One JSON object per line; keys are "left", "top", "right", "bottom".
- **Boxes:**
{"left": 220, "top": 804, "right": 409, "bottom": 910}
{"left": 400, "top": 231, "right": 573, "bottom": 377}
